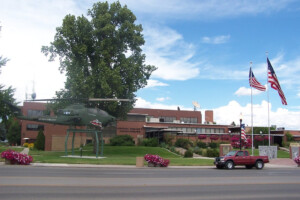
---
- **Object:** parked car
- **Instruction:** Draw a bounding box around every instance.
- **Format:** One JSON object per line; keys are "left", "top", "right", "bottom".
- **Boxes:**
{"left": 214, "top": 150, "right": 269, "bottom": 169}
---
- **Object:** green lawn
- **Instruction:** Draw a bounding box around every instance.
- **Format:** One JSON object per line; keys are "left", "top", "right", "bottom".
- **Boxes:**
{"left": 1, "top": 144, "right": 290, "bottom": 166}
{"left": 0, "top": 144, "right": 23, "bottom": 153}
{"left": 28, "top": 145, "right": 214, "bottom": 166}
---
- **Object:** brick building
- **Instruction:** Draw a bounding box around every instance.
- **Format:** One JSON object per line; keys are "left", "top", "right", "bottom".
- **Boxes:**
{"left": 19, "top": 102, "right": 300, "bottom": 151}
{"left": 20, "top": 102, "right": 89, "bottom": 151}
{"left": 116, "top": 108, "right": 230, "bottom": 144}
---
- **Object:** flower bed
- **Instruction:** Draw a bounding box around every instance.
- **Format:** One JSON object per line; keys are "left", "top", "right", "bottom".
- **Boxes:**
{"left": 294, "top": 155, "right": 300, "bottom": 166}
{"left": 1, "top": 149, "right": 33, "bottom": 165}
{"left": 198, "top": 135, "right": 206, "bottom": 140}
{"left": 144, "top": 154, "right": 170, "bottom": 167}
{"left": 209, "top": 135, "right": 219, "bottom": 141}
{"left": 230, "top": 136, "right": 252, "bottom": 148}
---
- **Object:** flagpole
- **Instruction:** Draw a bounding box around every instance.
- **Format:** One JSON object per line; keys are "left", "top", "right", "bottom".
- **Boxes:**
{"left": 250, "top": 62, "right": 254, "bottom": 155}
{"left": 266, "top": 51, "right": 270, "bottom": 146}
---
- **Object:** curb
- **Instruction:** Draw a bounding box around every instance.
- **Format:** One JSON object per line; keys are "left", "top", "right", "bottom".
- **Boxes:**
{"left": 0, "top": 162, "right": 298, "bottom": 169}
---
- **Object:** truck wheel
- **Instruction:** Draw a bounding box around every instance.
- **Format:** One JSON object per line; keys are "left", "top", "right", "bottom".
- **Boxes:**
{"left": 225, "top": 161, "right": 234, "bottom": 169}
{"left": 255, "top": 160, "right": 264, "bottom": 169}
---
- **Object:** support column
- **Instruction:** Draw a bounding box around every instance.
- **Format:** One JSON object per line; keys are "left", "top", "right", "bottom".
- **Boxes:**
{"left": 65, "top": 130, "right": 70, "bottom": 156}
{"left": 101, "top": 131, "right": 103, "bottom": 157}
{"left": 95, "top": 131, "right": 99, "bottom": 158}
{"left": 72, "top": 131, "right": 75, "bottom": 155}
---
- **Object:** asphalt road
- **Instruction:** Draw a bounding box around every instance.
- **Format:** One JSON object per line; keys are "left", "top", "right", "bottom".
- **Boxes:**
{"left": 0, "top": 165, "right": 299, "bottom": 200}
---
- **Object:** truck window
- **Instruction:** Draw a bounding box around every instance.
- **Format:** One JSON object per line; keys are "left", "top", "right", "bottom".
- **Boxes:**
{"left": 236, "top": 151, "right": 244, "bottom": 156}
{"left": 244, "top": 151, "right": 249, "bottom": 156}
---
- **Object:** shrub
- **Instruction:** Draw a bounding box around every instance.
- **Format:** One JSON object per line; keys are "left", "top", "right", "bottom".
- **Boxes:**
{"left": 7, "top": 118, "right": 21, "bottom": 146}
{"left": 184, "top": 149, "right": 193, "bottom": 158}
{"left": 196, "top": 141, "right": 207, "bottom": 148}
{"left": 142, "top": 138, "right": 159, "bottom": 147}
{"left": 201, "top": 149, "right": 207, "bottom": 157}
{"left": 160, "top": 142, "right": 168, "bottom": 148}
{"left": 206, "top": 148, "right": 219, "bottom": 157}
{"left": 28, "top": 143, "right": 34, "bottom": 150}
{"left": 110, "top": 135, "right": 135, "bottom": 146}
{"left": 175, "top": 138, "right": 193, "bottom": 149}
{"left": 286, "top": 132, "right": 294, "bottom": 142}
{"left": 193, "top": 146, "right": 202, "bottom": 155}
{"left": 23, "top": 143, "right": 29, "bottom": 147}
{"left": 208, "top": 142, "right": 218, "bottom": 149}
{"left": 163, "top": 133, "right": 174, "bottom": 146}
{"left": 34, "top": 130, "right": 45, "bottom": 150}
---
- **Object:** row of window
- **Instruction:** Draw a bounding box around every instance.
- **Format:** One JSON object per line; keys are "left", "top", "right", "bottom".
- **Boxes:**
{"left": 180, "top": 117, "right": 197, "bottom": 124}
{"left": 170, "top": 127, "right": 225, "bottom": 134}
{"left": 27, "top": 110, "right": 44, "bottom": 117}
{"left": 146, "top": 116, "right": 198, "bottom": 123}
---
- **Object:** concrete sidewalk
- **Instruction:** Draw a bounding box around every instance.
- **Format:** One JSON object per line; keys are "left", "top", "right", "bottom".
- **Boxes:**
{"left": 266, "top": 158, "right": 298, "bottom": 168}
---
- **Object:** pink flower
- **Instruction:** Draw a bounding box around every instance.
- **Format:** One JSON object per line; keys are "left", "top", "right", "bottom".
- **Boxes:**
{"left": 144, "top": 154, "right": 170, "bottom": 167}
{"left": 294, "top": 156, "right": 300, "bottom": 165}
{"left": 1, "top": 149, "right": 33, "bottom": 165}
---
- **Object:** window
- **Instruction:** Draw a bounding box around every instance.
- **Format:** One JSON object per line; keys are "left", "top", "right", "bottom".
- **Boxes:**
{"left": 127, "top": 115, "right": 146, "bottom": 122}
{"left": 159, "top": 116, "right": 176, "bottom": 123}
{"left": 180, "top": 117, "right": 197, "bottom": 124}
{"left": 26, "top": 124, "right": 44, "bottom": 131}
{"left": 27, "top": 110, "right": 44, "bottom": 117}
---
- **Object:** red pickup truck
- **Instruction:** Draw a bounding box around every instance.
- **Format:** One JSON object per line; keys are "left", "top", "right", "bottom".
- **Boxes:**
{"left": 214, "top": 150, "right": 269, "bottom": 169}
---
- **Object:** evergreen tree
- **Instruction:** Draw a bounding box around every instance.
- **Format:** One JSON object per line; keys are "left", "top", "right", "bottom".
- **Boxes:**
{"left": 35, "top": 129, "right": 45, "bottom": 150}
{"left": 6, "top": 118, "right": 21, "bottom": 145}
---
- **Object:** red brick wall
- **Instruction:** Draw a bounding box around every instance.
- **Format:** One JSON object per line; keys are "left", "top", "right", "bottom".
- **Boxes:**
{"left": 130, "top": 108, "right": 202, "bottom": 123}
{"left": 21, "top": 102, "right": 46, "bottom": 116}
{"left": 205, "top": 110, "right": 214, "bottom": 123}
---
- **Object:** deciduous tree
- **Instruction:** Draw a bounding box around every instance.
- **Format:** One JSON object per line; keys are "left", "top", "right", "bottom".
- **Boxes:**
{"left": 42, "top": 1, "right": 156, "bottom": 118}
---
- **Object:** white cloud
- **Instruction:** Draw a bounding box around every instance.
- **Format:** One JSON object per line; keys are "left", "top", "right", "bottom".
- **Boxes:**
{"left": 214, "top": 100, "right": 300, "bottom": 130}
{"left": 235, "top": 86, "right": 266, "bottom": 96}
{"left": 156, "top": 97, "right": 170, "bottom": 102}
{"left": 134, "top": 97, "right": 191, "bottom": 110}
{"left": 115, "top": 0, "right": 294, "bottom": 20}
{"left": 143, "top": 25, "right": 200, "bottom": 80}
{"left": 202, "top": 35, "right": 230, "bottom": 44}
{"left": 145, "top": 79, "right": 168, "bottom": 88}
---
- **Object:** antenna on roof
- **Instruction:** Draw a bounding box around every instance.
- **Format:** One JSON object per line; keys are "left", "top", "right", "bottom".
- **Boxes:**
{"left": 31, "top": 80, "right": 36, "bottom": 100}
{"left": 25, "top": 81, "right": 36, "bottom": 100}
{"left": 192, "top": 101, "right": 200, "bottom": 111}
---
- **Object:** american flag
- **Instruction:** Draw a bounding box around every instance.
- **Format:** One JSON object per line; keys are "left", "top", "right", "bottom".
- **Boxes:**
{"left": 241, "top": 124, "right": 247, "bottom": 142}
{"left": 267, "top": 58, "right": 287, "bottom": 105}
{"left": 249, "top": 68, "right": 266, "bottom": 91}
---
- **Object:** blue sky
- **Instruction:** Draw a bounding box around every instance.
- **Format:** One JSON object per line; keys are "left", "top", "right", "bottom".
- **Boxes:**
{"left": 1, "top": 0, "right": 300, "bottom": 129}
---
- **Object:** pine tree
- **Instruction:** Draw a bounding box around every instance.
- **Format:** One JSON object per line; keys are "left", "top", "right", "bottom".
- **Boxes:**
{"left": 35, "top": 129, "right": 45, "bottom": 150}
